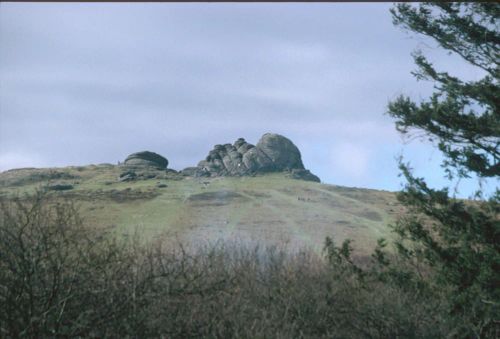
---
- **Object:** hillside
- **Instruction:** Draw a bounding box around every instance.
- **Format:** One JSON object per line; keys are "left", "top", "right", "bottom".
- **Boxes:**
{"left": 0, "top": 164, "right": 404, "bottom": 254}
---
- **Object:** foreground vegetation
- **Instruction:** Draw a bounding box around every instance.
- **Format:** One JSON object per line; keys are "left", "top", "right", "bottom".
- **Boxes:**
{"left": 1, "top": 192, "right": 496, "bottom": 338}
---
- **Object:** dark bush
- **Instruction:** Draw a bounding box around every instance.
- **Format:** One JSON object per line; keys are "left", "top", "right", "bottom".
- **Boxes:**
{"left": 46, "top": 183, "right": 74, "bottom": 191}
{"left": 0, "top": 170, "right": 79, "bottom": 187}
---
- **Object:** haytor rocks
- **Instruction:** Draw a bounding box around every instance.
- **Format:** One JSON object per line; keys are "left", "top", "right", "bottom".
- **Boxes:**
{"left": 119, "top": 134, "right": 319, "bottom": 182}
{"left": 184, "top": 133, "right": 320, "bottom": 182}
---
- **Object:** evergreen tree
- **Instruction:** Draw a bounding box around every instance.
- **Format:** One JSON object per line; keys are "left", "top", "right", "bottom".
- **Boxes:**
{"left": 385, "top": 3, "right": 499, "bottom": 337}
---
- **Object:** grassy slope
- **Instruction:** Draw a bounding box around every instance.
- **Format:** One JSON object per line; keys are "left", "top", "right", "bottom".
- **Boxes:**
{"left": 0, "top": 165, "right": 405, "bottom": 255}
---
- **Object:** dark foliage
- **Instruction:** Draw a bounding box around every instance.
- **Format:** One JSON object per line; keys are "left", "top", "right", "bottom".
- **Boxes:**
{"left": 388, "top": 3, "right": 499, "bottom": 179}
{"left": 384, "top": 3, "right": 499, "bottom": 337}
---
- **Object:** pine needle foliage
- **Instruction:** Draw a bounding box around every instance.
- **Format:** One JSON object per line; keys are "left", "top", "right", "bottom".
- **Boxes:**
{"left": 385, "top": 3, "right": 499, "bottom": 337}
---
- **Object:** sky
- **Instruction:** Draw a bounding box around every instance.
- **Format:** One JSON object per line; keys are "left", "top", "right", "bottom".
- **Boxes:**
{"left": 0, "top": 3, "right": 494, "bottom": 197}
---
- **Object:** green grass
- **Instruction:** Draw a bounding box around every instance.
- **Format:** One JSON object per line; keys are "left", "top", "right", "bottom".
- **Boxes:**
{"left": 0, "top": 166, "right": 403, "bottom": 255}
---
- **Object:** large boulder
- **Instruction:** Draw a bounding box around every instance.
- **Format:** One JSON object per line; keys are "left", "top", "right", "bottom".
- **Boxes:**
{"left": 255, "top": 133, "right": 305, "bottom": 171}
{"left": 124, "top": 151, "right": 168, "bottom": 169}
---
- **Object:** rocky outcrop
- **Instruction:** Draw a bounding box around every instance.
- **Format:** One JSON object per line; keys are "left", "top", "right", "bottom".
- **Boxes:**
{"left": 124, "top": 151, "right": 168, "bottom": 169}
{"left": 185, "top": 133, "right": 320, "bottom": 182}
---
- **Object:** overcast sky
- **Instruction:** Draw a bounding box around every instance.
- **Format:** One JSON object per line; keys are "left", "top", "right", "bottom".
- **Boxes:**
{"left": 0, "top": 3, "right": 492, "bottom": 197}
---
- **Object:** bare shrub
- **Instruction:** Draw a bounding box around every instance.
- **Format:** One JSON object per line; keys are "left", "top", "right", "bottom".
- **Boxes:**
{"left": 0, "top": 192, "right": 455, "bottom": 338}
{"left": 0, "top": 191, "right": 141, "bottom": 337}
